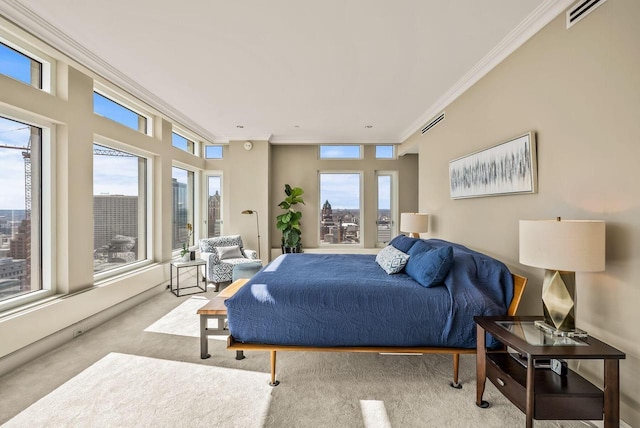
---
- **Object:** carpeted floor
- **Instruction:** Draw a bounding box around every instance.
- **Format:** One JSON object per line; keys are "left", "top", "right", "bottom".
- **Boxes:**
{"left": 0, "top": 283, "right": 589, "bottom": 427}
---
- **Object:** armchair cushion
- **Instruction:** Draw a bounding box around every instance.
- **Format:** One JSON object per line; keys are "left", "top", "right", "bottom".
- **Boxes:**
{"left": 217, "top": 245, "right": 244, "bottom": 260}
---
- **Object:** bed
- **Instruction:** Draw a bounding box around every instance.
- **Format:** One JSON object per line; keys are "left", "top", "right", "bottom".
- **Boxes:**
{"left": 225, "top": 237, "right": 526, "bottom": 387}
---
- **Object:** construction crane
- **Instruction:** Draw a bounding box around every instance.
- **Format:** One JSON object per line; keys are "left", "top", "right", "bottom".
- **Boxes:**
{"left": 0, "top": 141, "right": 31, "bottom": 219}
{"left": 93, "top": 147, "right": 134, "bottom": 157}
{"left": 1, "top": 141, "right": 134, "bottom": 218}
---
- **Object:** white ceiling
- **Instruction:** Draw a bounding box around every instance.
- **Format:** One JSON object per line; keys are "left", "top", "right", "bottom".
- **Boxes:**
{"left": 2, "top": 0, "right": 569, "bottom": 144}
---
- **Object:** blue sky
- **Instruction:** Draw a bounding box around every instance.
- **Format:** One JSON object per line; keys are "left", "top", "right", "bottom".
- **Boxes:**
{"left": 0, "top": 42, "right": 33, "bottom": 85}
{"left": 320, "top": 173, "right": 361, "bottom": 209}
{"left": 0, "top": 116, "right": 31, "bottom": 209}
{"left": 93, "top": 144, "right": 141, "bottom": 196}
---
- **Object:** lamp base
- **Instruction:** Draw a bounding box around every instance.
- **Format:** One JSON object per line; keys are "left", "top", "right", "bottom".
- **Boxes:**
{"left": 534, "top": 320, "right": 588, "bottom": 338}
{"left": 541, "top": 270, "right": 577, "bottom": 332}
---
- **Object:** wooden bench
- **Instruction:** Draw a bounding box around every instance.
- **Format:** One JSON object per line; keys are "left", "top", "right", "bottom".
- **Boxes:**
{"left": 197, "top": 278, "right": 249, "bottom": 360}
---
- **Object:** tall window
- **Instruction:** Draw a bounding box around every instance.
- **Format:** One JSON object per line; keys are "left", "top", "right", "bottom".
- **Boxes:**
{"left": 172, "top": 132, "right": 195, "bottom": 154}
{"left": 376, "top": 172, "right": 397, "bottom": 245}
{"left": 93, "top": 145, "right": 147, "bottom": 274}
{"left": 93, "top": 92, "right": 148, "bottom": 134}
{"left": 207, "top": 175, "right": 222, "bottom": 237}
{"left": 0, "top": 41, "right": 42, "bottom": 89}
{"left": 319, "top": 172, "right": 361, "bottom": 245}
{"left": 0, "top": 116, "right": 42, "bottom": 302}
{"left": 172, "top": 167, "right": 194, "bottom": 250}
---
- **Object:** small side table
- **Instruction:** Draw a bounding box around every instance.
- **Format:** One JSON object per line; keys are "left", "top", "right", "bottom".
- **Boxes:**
{"left": 475, "top": 316, "right": 625, "bottom": 428}
{"left": 170, "top": 259, "right": 207, "bottom": 297}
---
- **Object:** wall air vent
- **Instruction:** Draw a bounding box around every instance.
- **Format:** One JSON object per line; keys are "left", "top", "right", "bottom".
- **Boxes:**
{"left": 421, "top": 112, "right": 445, "bottom": 135}
{"left": 566, "top": 0, "right": 608, "bottom": 29}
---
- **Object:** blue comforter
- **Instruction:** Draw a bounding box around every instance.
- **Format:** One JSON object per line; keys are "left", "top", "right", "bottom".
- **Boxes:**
{"left": 225, "top": 240, "right": 513, "bottom": 349}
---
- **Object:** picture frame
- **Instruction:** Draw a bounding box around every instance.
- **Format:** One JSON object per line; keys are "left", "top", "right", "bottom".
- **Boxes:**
{"left": 449, "top": 132, "right": 537, "bottom": 199}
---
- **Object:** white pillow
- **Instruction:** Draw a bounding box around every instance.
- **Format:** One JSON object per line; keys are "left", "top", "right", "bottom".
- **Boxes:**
{"left": 375, "top": 245, "right": 410, "bottom": 274}
{"left": 216, "top": 245, "right": 244, "bottom": 260}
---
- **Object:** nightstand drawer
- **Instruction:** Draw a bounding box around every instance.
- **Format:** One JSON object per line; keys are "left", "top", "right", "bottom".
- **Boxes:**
{"left": 487, "top": 353, "right": 526, "bottom": 412}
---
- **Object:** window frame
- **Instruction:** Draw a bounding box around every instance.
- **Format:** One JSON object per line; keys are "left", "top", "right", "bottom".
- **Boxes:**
{"left": 93, "top": 84, "right": 153, "bottom": 136}
{"left": 375, "top": 170, "right": 398, "bottom": 247}
{"left": 171, "top": 164, "right": 197, "bottom": 254}
{"left": 204, "top": 172, "right": 223, "bottom": 238}
{"left": 92, "top": 137, "right": 154, "bottom": 281}
{"left": 204, "top": 145, "right": 224, "bottom": 159}
{"left": 318, "top": 145, "right": 363, "bottom": 160}
{"left": 375, "top": 145, "right": 396, "bottom": 160}
{"left": 0, "top": 32, "right": 55, "bottom": 93}
{"left": 172, "top": 126, "right": 203, "bottom": 156}
{"left": 318, "top": 171, "right": 363, "bottom": 246}
{"left": 0, "top": 111, "right": 54, "bottom": 313}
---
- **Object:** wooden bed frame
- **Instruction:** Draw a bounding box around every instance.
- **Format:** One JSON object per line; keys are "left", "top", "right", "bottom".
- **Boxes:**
{"left": 227, "top": 273, "right": 527, "bottom": 387}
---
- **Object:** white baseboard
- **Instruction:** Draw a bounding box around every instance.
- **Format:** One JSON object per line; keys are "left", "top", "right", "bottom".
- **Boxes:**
{"left": 0, "top": 283, "right": 165, "bottom": 377}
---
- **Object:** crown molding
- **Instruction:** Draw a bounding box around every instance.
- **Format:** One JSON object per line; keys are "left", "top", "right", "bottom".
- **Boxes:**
{"left": 0, "top": 0, "right": 220, "bottom": 143}
{"left": 269, "top": 135, "right": 400, "bottom": 145}
{"left": 398, "top": 0, "right": 574, "bottom": 143}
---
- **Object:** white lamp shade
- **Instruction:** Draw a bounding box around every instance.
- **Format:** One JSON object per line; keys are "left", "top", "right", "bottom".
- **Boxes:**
{"left": 519, "top": 219, "right": 605, "bottom": 272}
{"left": 400, "top": 213, "right": 429, "bottom": 234}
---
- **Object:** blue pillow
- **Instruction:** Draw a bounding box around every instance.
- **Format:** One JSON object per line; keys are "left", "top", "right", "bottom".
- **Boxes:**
{"left": 389, "top": 235, "right": 419, "bottom": 253}
{"left": 405, "top": 242, "right": 454, "bottom": 288}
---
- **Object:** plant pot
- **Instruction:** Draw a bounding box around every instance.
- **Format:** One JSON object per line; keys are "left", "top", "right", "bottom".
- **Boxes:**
{"left": 282, "top": 245, "right": 302, "bottom": 254}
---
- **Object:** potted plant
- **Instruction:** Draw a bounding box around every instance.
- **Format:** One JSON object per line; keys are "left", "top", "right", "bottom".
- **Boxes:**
{"left": 180, "top": 223, "right": 193, "bottom": 261}
{"left": 276, "top": 184, "right": 305, "bottom": 253}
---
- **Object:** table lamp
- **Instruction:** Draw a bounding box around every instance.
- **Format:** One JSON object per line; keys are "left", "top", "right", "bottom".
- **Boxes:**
{"left": 519, "top": 218, "right": 605, "bottom": 337}
{"left": 400, "top": 213, "right": 429, "bottom": 238}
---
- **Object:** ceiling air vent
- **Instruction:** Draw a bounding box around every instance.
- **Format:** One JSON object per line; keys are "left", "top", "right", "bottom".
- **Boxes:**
{"left": 421, "top": 112, "right": 445, "bottom": 135}
{"left": 567, "top": 0, "right": 608, "bottom": 29}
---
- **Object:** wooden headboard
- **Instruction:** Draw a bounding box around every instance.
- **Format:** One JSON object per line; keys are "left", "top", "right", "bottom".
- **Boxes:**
{"left": 508, "top": 274, "right": 527, "bottom": 316}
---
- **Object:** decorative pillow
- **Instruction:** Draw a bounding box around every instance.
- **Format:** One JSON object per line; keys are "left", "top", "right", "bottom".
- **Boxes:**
{"left": 375, "top": 245, "right": 410, "bottom": 274}
{"left": 389, "top": 234, "right": 419, "bottom": 254}
{"left": 216, "top": 245, "right": 244, "bottom": 260}
{"left": 405, "top": 242, "right": 454, "bottom": 287}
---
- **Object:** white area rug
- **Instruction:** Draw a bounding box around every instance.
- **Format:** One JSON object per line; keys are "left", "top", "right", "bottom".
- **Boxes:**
{"left": 3, "top": 353, "right": 272, "bottom": 428}
{"left": 144, "top": 296, "right": 226, "bottom": 341}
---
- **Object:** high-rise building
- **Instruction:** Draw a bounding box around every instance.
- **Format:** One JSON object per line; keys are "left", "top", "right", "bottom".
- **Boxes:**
{"left": 207, "top": 191, "right": 221, "bottom": 237}
{"left": 93, "top": 195, "right": 139, "bottom": 251}
{"left": 8, "top": 219, "right": 30, "bottom": 288}
{"left": 172, "top": 178, "right": 189, "bottom": 249}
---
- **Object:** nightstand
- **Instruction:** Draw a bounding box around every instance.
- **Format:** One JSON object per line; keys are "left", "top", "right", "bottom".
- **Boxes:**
{"left": 475, "top": 316, "right": 625, "bottom": 428}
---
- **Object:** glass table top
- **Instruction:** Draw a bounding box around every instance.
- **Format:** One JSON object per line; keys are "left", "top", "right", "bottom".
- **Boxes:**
{"left": 496, "top": 321, "right": 588, "bottom": 346}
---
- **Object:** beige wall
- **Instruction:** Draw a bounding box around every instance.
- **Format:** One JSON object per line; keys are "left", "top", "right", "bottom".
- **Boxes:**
{"left": 403, "top": 1, "right": 640, "bottom": 424}
{"left": 269, "top": 145, "right": 418, "bottom": 252}
{"left": 205, "top": 140, "right": 271, "bottom": 260}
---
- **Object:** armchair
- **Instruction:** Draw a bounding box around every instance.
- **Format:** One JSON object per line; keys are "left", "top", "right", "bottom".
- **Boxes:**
{"left": 199, "top": 235, "right": 260, "bottom": 291}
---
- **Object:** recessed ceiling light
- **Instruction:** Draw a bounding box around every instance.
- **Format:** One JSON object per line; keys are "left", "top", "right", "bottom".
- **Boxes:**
{"left": 294, "top": 125, "right": 300, "bottom": 128}
{"left": 365, "top": 125, "right": 373, "bottom": 129}
{"left": 236, "top": 125, "right": 244, "bottom": 129}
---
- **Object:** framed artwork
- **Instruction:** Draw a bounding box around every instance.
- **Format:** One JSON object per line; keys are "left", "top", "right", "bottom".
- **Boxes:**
{"left": 449, "top": 132, "right": 537, "bottom": 199}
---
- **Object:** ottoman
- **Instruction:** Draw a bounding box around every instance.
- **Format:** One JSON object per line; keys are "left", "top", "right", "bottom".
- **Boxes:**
{"left": 232, "top": 261, "right": 262, "bottom": 282}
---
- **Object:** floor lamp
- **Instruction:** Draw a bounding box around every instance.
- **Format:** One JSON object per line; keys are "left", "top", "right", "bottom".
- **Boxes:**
{"left": 241, "top": 210, "right": 261, "bottom": 260}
